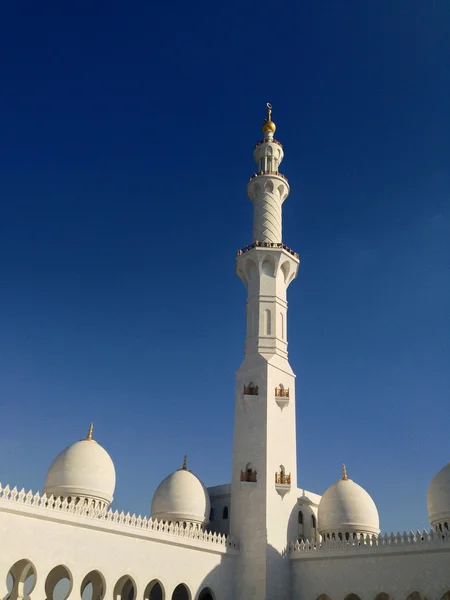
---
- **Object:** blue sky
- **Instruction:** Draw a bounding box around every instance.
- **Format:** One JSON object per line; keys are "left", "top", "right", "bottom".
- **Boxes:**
{"left": 0, "top": 1, "right": 448, "bottom": 534}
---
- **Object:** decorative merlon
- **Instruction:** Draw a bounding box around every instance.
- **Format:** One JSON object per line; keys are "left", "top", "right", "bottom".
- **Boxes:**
{"left": 0, "top": 483, "right": 239, "bottom": 551}
{"left": 290, "top": 529, "right": 450, "bottom": 556}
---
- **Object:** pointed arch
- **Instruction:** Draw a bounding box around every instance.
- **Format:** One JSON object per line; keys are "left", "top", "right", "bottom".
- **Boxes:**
{"left": 198, "top": 588, "right": 215, "bottom": 600}
{"left": 262, "top": 258, "right": 275, "bottom": 277}
{"left": 172, "top": 584, "right": 191, "bottom": 600}
{"left": 264, "top": 180, "right": 274, "bottom": 193}
{"left": 406, "top": 594, "right": 428, "bottom": 600}
{"left": 5, "top": 559, "right": 37, "bottom": 600}
{"left": 144, "top": 580, "right": 165, "bottom": 600}
{"left": 45, "top": 565, "right": 73, "bottom": 600}
{"left": 81, "top": 570, "right": 106, "bottom": 600}
{"left": 113, "top": 575, "right": 136, "bottom": 600}
{"left": 374, "top": 594, "right": 392, "bottom": 600}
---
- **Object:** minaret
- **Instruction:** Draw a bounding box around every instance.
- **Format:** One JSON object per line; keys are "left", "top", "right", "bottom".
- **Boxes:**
{"left": 230, "top": 105, "right": 300, "bottom": 600}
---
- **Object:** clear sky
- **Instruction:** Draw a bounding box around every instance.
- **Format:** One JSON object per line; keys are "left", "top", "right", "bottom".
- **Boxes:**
{"left": 0, "top": 1, "right": 449, "bottom": 535}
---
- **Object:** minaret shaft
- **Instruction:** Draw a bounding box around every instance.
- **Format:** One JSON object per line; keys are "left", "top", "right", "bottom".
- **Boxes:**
{"left": 230, "top": 105, "right": 301, "bottom": 600}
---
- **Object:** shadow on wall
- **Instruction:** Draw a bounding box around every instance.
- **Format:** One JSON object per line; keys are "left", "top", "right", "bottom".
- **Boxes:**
{"left": 287, "top": 499, "right": 317, "bottom": 545}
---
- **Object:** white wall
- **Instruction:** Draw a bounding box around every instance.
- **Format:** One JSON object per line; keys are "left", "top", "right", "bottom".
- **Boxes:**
{"left": 291, "top": 541, "right": 450, "bottom": 600}
{"left": 0, "top": 499, "right": 237, "bottom": 600}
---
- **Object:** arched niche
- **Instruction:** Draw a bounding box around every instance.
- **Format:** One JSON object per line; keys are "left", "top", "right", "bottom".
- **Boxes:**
{"left": 172, "top": 584, "right": 191, "bottom": 600}
{"left": 198, "top": 588, "right": 215, "bottom": 600}
{"left": 5, "top": 559, "right": 37, "bottom": 600}
{"left": 245, "top": 258, "right": 257, "bottom": 281}
{"left": 45, "top": 565, "right": 73, "bottom": 600}
{"left": 406, "top": 593, "right": 428, "bottom": 600}
{"left": 144, "top": 580, "right": 165, "bottom": 600}
{"left": 344, "top": 594, "right": 361, "bottom": 600}
{"left": 262, "top": 259, "right": 275, "bottom": 277}
{"left": 114, "top": 575, "right": 137, "bottom": 600}
{"left": 374, "top": 594, "right": 392, "bottom": 600}
{"left": 264, "top": 180, "right": 274, "bottom": 193}
{"left": 81, "top": 570, "right": 106, "bottom": 600}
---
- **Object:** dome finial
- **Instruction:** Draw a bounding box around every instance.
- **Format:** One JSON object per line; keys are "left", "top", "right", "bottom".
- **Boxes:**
{"left": 342, "top": 464, "right": 348, "bottom": 480}
{"left": 86, "top": 423, "right": 94, "bottom": 441}
{"left": 262, "top": 102, "right": 276, "bottom": 135}
{"left": 182, "top": 455, "right": 187, "bottom": 470}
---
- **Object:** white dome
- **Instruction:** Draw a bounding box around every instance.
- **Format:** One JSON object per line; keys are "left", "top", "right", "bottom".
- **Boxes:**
{"left": 318, "top": 468, "right": 380, "bottom": 537}
{"left": 44, "top": 426, "right": 115, "bottom": 507}
{"left": 427, "top": 462, "right": 450, "bottom": 527}
{"left": 151, "top": 462, "right": 210, "bottom": 525}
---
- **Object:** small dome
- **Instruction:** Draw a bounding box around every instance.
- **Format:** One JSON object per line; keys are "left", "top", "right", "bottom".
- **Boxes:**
{"left": 44, "top": 425, "right": 115, "bottom": 507}
{"left": 427, "top": 462, "right": 450, "bottom": 528}
{"left": 318, "top": 466, "right": 380, "bottom": 538}
{"left": 151, "top": 458, "right": 210, "bottom": 525}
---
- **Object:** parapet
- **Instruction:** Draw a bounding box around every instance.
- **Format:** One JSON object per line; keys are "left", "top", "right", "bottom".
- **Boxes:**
{"left": 0, "top": 482, "right": 239, "bottom": 552}
{"left": 290, "top": 529, "right": 450, "bottom": 557}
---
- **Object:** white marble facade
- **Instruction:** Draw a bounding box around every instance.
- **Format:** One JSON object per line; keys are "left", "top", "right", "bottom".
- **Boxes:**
{"left": 1, "top": 106, "right": 449, "bottom": 600}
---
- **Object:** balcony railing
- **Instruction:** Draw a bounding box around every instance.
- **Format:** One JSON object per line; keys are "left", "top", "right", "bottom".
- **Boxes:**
{"left": 241, "top": 470, "right": 257, "bottom": 483}
{"left": 275, "top": 387, "right": 290, "bottom": 398}
{"left": 243, "top": 385, "right": 259, "bottom": 396}
{"left": 249, "top": 170, "right": 288, "bottom": 183}
{"left": 237, "top": 241, "right": 299, "bottom": 259}
{"left": 275, "top": 472, "right": 291, "bottom": 485}
{"left": 255, "top": 138, "right": 283, "bottom": 148}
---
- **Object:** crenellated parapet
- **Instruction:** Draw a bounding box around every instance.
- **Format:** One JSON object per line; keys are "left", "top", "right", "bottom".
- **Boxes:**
{"left": 0, "top": 482, "right": 240, "bottom": 551}
{"left": 290, "top": 528, "right": 450, "bottom": 556}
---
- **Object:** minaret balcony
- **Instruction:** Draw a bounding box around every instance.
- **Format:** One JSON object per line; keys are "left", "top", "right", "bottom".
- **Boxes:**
{"left": 249, "top": 170, "right": 288, "bottom": 183}
{"left": 275, "top": 471, "right": 291, "bottom": 498}
{"left": 275, "top": 387, "right": 290, "bottom": 410}
{"left": 237, "top": 241, "right": 299, "bottom": 259}
{"left": 255, "top": 138, "right": 283, "bottom": 148}
{"left": 241, "top": 469, "right": 257, "bottom": 484}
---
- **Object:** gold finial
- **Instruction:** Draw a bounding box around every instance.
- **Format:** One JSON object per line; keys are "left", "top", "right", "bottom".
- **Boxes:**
{"left": 182, "top": 455, "right": 187, "bottom": 470}
{"left": 262, "top": 102, "right": 276, "bottom": 134}
{"left": 86, "top": 423, "right": 94, "bottom": 441}
{"left": 342, "top": 464, "right": 348, "bottom": 480}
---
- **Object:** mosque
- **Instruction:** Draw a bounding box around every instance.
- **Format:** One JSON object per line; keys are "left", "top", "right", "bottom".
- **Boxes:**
{"left": 1, "top": 106, "right": 449, "bottom": 600}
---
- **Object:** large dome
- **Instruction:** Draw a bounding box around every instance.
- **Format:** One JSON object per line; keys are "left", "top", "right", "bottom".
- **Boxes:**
{"left": 427, "top": 462, "right": 450, "bottom": 529}
{"left": 44, "top": 425, "right": 116, "bottom": 508}
{"left": 318, "top": 466, "right": 380, "bottom": 538}
{"left": 151, "top": 458, "right": 210, "bottom": 526}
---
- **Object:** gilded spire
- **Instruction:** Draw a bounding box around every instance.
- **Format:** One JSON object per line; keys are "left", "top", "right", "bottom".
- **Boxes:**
{"left": 182, "top": 455, "right": 187, "bottom": 470}
{"left": 262, "top": 102, "right": 276, "bottom": 135}
{"left": 86, "top": 423, "right": 94, "bottom": 441}
{"left": 342, "top": 464, "right": 348, "bottom": 480}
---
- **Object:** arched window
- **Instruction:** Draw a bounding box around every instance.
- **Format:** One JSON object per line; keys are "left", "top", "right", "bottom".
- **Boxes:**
{"left": 311, "top": 515, "right": 316, "bottom": 528}
{"left": 199, "top": 589, "right": 215, "bottom": 600}
{"left": 45, "top": 565, "right": 73, "bottom": 600}
{"left": 172, "top": 584, "right": 190, "bottom": 600}
{"left": 144, "top": 581, "right": 164, "bottom": 600}
{"left": 222, "top": 506, "right": 229, "bottom": 519}
{"left": 298, "top": 510, "right": 303, "bottom": 525}
{"left": 81, "top": 570, "right": 106, "bottom": 600}
{"left": 209, "top": 507, "right": 215, "bottom": 521}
